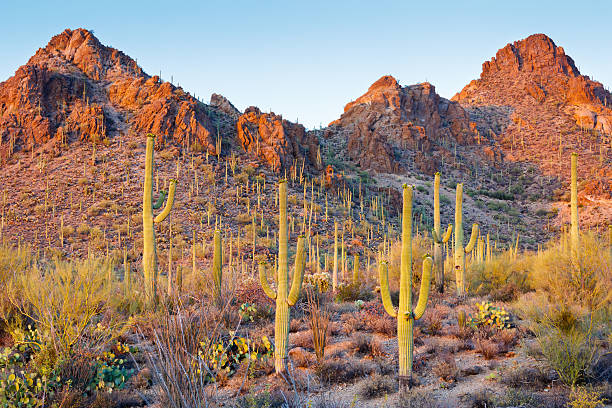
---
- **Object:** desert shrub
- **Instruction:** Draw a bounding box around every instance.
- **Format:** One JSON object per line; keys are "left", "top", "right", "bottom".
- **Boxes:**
{"left": 423, "top": 308, "right": 444, "bottom": 335}
{"left": 315, "top": 358, "right": 370, "bottom": 384}
{"left": 305, "top": 288, "right": 329, "bottom": 365}
{"left": 500, "top": 365, "right": 553, "bottom": 389}
{"left": 474, "top": 338, "right": 500, "bottom": 360}
{"left": 568, "top": 387, "right": 605, "bottom": 408}
{"left": 536, "top": 325, "right": 597, "bottom": 387}
{"left": 397, "top": 389, "right": 440, "bottom": 408}
{"left": 335, "top": 282, "right": 373, "bottom": 302}
{"left": 8, "top": 257, "right": 119, "bottom": 360}
{"left": 357, "top": 373, "right": 396, "bottom": 399}
{"left": 432, "top": 353, "right": 458, "bottom": 382}
{"left": 494, "top": 388, "right": 538, "bottom": 407}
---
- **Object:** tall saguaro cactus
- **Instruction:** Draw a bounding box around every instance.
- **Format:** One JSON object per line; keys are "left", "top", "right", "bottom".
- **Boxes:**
{"left": 379, "top": 184, "right": 433, "bottom": 390}
{"left": 260, "top": 180, "right": 305, "bottom": 375}
{"left": 570, "top": 152, "right": 580, "bottom": 265}
{"left": 212, "top": 229, "right": 223, "bottom": 302}
{"left": 333, "top": 221, "right": 338, "bottom": 291}
{"left": 142, "top": 134, "right": 176, "bottom": 304}
{"left": 454, "top": 183, "right": 478, "bottom": 296}
{"left": 431, "top": 172, "right": 452, "bottom": 293}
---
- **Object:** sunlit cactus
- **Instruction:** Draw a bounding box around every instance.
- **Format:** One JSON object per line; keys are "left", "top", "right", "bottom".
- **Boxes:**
{"left": 454, "top": 183, "right": 478, "bottom": 296}
{"left": 259, "top": 179, "right": 305, "bottom": 375}
{"left": 379, "top": 184, "right": 433, "bottom": 390}
{"left": 212, "top": 229, "right": 222, "bottom": 302}
{"left": 431, "top": 172, "right": 452, "bottom": 293}
{"left": 142, "top": 134, "right": 177, "bottom": 305}
{"left": 570, "top": 152, "right": 580, "bottom": 265}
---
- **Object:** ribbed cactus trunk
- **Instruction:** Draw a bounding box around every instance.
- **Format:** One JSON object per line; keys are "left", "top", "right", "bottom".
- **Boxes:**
{"left": 570, "top": 152, "right": 580, "bottom": 266}
{"left": 379, "top": 184, "right": 433, "bottom": 391}
{"left": 454, "top": 183, "right": 478, "bottom": 297}
{"left": 142, "top": 134, "right": 176, "bottom": 306}
{"left": 398, "top": 185, "right": 413, "bottom": 386}
{"left": 260, "top": 180, "right": 305, "bottom": 375}
{"left": 352, "top": 254, "right": 360, "bottom": 285}
{"left": 432, "top": 173, "right": 452, "bottom": 293}
{"left": 212, "top": 229, "right": 222, "bottom": 302}
{"left": 142, "top": 135, "right": 157, "bottom": 304}
{"left": 333, "top": 221, "right": 338, "bottom": 291}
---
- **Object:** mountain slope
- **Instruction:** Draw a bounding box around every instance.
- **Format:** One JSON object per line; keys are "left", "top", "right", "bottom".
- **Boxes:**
{"left": 453, "top": 34, "right": 611, "bottom": 200}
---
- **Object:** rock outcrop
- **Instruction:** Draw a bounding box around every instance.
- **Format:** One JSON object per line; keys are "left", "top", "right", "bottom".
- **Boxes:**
{"left": 210, "top": 93, "right": 241, "bottom": 118}
{"left": 0, "top": 28, "right": 216, "bottom": 157}
{"left": 324, "top": 75, "right": 488, "bottom": 174}
{"left": 236, "top": 107, "right": 320, "bottom": 173}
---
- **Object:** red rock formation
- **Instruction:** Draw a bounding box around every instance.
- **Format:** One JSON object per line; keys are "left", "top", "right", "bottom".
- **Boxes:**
{"left": 325, "top": 76, "right": 482, "bottom": 174}
{"left": 0, "top": 28, "right": 216, "bottom": 157}
{"left": 236, "top": 107, "right": 320, "bottom": 173}
{"left": 453, "top": 33, "right": 611, "bottom": 205}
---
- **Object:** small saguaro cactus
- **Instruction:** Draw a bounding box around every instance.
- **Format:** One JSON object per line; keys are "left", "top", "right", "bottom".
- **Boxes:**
{"left": 379, "top": 184, "right": 433, "bottom": 390}
{"left": 142, "top": 134, "right": 177, "bottom": 304}
{"left": 212, "top": 229, "right": 222, "bottom": 302}
{"left": 431, "top": 172, "right": 452, "bottom": 293}
{"left": 259, "top": 179, "right": 305, "bottom": 375}
{"left": 454, "top": 183, "right": 478, "bottom": 296}
{"left": 333, "top": 221, "right": 339, "bottom": 291}
{"left": 570, "top": 152, "right": 580, "bottom": 265}
{"left": 352, "top": 254, "right": 360, "bottom": 285}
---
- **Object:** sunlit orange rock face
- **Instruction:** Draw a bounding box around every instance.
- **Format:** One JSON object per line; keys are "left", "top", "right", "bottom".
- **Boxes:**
{"left": 0, "top": 28, "right": 216, "bottom": 156}
{"left": 325, "top": 75, "right": 483, "bottom": 174}
{"left": 453, "top": 33, "right": 611, "bottom": 199}
{"left": 236, "top": 106, "right": 320, "bottom": 173}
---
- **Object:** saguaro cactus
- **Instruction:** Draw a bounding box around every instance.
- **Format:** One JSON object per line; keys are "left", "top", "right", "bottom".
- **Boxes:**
{"left": 570, "top": 152, "right": 580, "bottom": 265}
{"left": 260, "top": 179, "right": 305, "bottom": 375}
{"left": 212, "top": 229, "right": 222, "bottom": 302}
{"left": 431, "top": 172, "right": 452, "bottom": 293}
{"left": 352, "top": 254, "right": 360, "bottom": 285}
{"left": 379, "top": 184, "right": 433, "bottom": 390}
{"left": 454, "top": 183, "right": 478, "bottom": 296}
{"left": 333, "top": 221, "right": 338, "bottom": 291}
{"left": 142, "top": 134, "right": 176, "bottom": 304}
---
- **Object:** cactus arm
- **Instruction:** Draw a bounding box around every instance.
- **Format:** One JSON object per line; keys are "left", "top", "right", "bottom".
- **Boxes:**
{"left": 154, "top": 179, "right": 176, "bottom": 223}
{"left": 259, "top": 262, "right": 277, "bottom": 299}
{"left": 379, "top": 261, "right": 397, "bottom": 318}
{"left": 464, "top": 223, "right": 479, "bottom": 253}
{"left": 287, "top": 236, "right": 305, "bottom": 306}
{"left": 431, "top": 229, "right": 440, "bottom": 243}
{"left": 152, "top": 190, "right": 167, "bottom": 210}
{"left": 413, "top": 256, "right": 433, "bottom": 320}
{"left": 442, "top": 224, "right": 453, "bottom": 243}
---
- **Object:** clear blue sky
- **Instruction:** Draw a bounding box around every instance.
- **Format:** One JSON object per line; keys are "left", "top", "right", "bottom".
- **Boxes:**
{"left": 1, "top": 0, "right": 611, "bottom": 129}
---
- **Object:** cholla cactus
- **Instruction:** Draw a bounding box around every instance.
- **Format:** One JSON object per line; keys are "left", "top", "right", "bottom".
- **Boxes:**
{"left": 259, "top": 179, "right": 305, "bottom": 374}
{"left": 454, "top": 183, "right": 478, "bottom": 296}
{"left": 431, "top": 172, "right": 452, "bottom": 293}
{"left": 379, "top": 184, "right": 433, "bottom": 390}
{"left": 142, "top": 134, "right": 176, "bottom": 304}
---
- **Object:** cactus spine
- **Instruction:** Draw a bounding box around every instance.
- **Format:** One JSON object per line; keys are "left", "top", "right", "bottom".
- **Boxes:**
{"left": 432, "top": 172, "right": 452, "bottom": 293}
{"left": 570, "top": 152, "right": 580, "bottom": 265}
{"left": 212, "top": 229, "right": 222, "bottom": 301}
{"left": 379, "top": 184, "right": 433, "bottom": 390}
{"left": 454, "top": 183, "right": 478, "bottom": 296}
{"left": 142, "top": 134, "right": 176, "bottom": 304}
{"left": 259, "top": 180, "right": 305, "bottom": 374}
